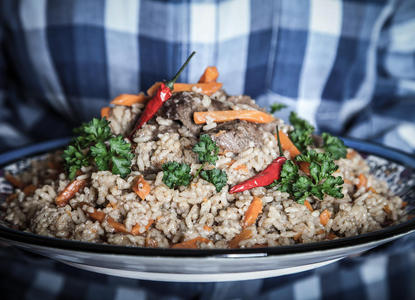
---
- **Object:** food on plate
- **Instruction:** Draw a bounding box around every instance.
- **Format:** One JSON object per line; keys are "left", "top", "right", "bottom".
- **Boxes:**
{"left": 1, "top": 53, "right": 407, "bottom": 249}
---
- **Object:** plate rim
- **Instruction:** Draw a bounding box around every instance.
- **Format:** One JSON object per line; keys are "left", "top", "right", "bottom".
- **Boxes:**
{"left": 0, "top": 137, "right": 414, "bottom": 258}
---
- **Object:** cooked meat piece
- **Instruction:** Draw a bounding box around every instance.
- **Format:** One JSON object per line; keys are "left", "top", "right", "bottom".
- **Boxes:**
{"left": 206, "top": 120, "right": 264, "bottom": 153}
{"left": 157, "top": 92, "right": 227, "bottom": 135}
{"left": 227, "top": 95, "right": 261, "bottom": 110}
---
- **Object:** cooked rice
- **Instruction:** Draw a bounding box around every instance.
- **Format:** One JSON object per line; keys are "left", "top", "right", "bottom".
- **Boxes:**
{"left": 1, "top": 91, "right": 406, "bottom": 249}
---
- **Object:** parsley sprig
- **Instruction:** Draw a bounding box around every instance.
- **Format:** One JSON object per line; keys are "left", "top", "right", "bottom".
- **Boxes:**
{"left": 289, "top": 112, "right": 315, "bottom": 152}
{"left": 63, "top": 118, "right": 133, "bottom": 179}
{"left": 162, "top": 135, "right": 228, "bottom": 192}
{"left": 269, "top": 103, "right": 287, "bottom": 113}
{"left": 322, "top": 132, "right": 347, "bottom": 160}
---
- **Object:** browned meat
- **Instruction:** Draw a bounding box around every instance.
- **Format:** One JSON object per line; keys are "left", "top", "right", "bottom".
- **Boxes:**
{"left": 157, "top": 92, "right": 227, "bottom": 135}
{"left": 206, "top": 120, "right": 264, "bottom": 153}
{"left": 227, "top": 95, "right": 261, "bottom": 110}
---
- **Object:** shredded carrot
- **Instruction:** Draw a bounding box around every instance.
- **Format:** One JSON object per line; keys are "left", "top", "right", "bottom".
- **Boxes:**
{"left": 173, "top": 82, "right": 222, "bottom": 96}
{"left": 320, "top": 209, "right": 331, "bottom": 226}
{"left": 304, "top": 200, "right": 313, "bottom": 212}
{"left": 275, "top": 131, "right": 310, "bottom": 174}
{"left": 229, "top": 229, "right": 253, "bottom": 249}
{"left": 203, "top": 225, "right": 212, "bottom": 231}
{"left": 402, "top": 201, "right": 408, "bottom": 208}
{"left": 327, "top": 232, "right": 338, "bottom": 240}
{"left": 100, "top": 106, "right": 111, "bottom": 118}
{"left": 234, "top": 164, "right": 248, "bottom": 172}
{"left": 368, "top": 187, "right": 377, "bottom": 193}
{"left": 88, "top": 209, "right": 106, "bottom": 223}
{"left": 202, "top": 197, "right": 208, "bottom": 203}
{"left": 316, "top": 229, "right": 325, "bottom": 235}
{"left": 5, "top": 173, "right": 24, "bottom": 189}
{"left": 110, "top": 93, "right": 149, "bottom": 106}
{"left": 171, "top": 237, "right": 211, "bottom": 249}
{"left": 147, "top": 81, "right": 222, "bottom": 96}
{"left": 198, "top": 66, "right": 219, "bottom": 83}
{"left": 55, "top": 179, "right": 87, "bottom": 207}
{"left": 357, "top": 173, "right": 368, "bottom": 189}
{"left": 383, "top": 205, "right": 392, "bottom": 215}
{"left": 107, "top": 216, "right": 129, "bottom": 234}
{"left": 23, "top": 184, "right": 37, "bottom": 196}
{"left": 243, "top": 196, "right": 263, "bottom": 228}
{"left": 131, "top": 219, "right": 154, "bottom": 236}
{"left": 132, "top": 175, "right": 151, "bottom": 200}
{"left": 343, "top": 179, "right": 352, "bottom": 185}
{"left": 346, "top": 150, "right": 357, "bottom": 160}
{"left": 293, "top": 232, "right": 302, "bottom": 241}
{"left": 225, "top": 159, "right": 236, "bottom": 167}
{"left": 194, "top": 110, "right": 274, "bottom": 125}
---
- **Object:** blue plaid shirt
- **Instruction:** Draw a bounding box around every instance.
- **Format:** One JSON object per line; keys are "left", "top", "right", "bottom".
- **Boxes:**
{"left": 0, "top": 0, "right": 414, "bottom": 299}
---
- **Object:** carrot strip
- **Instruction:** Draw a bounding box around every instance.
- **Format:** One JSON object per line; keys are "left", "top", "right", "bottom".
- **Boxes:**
{"left": 100, "top": 107, "right": 111, "bottom": 118}
{"left": 229, "top": 229, "right": 253, "bottom": 249}
{"left": 346, "top": 150, "right": 357, "bottom": 160}
{"left": 173, "top": 82, "right": 222, "bottom": 96}
{"left": 198, "top": 66, "right": 219, "bottom": 83}
{"left": 293, "top": 232, "right": 302, "bottom": 241}
{"left": 171, "top": 237, "right": 211, "bottom": 249}
{"left": 55, "top": 179, "right": 87, "bottom": 207}
{"left": 368, "top": 187, "right": 377, "bottom": 193}
{"left": 234, "top": 164, "right": 248, "bottom": 172}
{"left": 277, "top": 130, "right": 301, "bottom": 158}
{"left": 243, "top": 196, "right": 263, "bottom": 228}
{"left": 88, "top": 209, "right": 106, "bottom": 223}
{"left": 203, "top": 225, "right": 212, "bottom": 231}
{"left": 357, "top": 173, "right": 367, "bottom": 189}
{"left": 147, "top": 82, "right": 222, "bottom": 97}
{"left": 5, "top": 173, "right": 24, "bottom": 189}
{"left": 110, "top": 93, "right": 149, "bottom": 106}
{"left": 320, "top": 209, "right": 331, "bottom": 226}
{"left": 132, "top": 175, "right": 151, "bottom": 200}
{"left": 327, "top": 232, "right": 338, "bottom": 240}
{"left": 304, "top": 200, "right": 313, "bottom": 212}
{"left": 383, "top": 205, "right": 392, "bottom": 215}
{"left": 23, "top": 184, "right": 37, "bottom": 196}
{"left": 131, "top": 219, "right": 154, "bottom": 236}
{"left": 107, "top": 216, "right": 129, "bottom": 234}
{"left": 194, "top": 110, "right": 274, "bottom": 125}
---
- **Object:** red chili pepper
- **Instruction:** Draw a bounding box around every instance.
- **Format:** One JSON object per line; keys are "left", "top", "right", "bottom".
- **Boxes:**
{"left": 229, "top": 127, "right": 287, "bottom": 194}
{"left": 128, "top": 51, "right": 196, "bottom": 139}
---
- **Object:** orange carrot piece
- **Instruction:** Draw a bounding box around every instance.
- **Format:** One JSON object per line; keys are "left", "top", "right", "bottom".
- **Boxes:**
{"left": 55, "top": 179, "right": 87, "bottom": 207}
{"left": 107, "top": 216, "right": 129, "bottom": 234}
{"left": 368, "top": 187, "right": 377, "bottom": 193}
{"left": 110, "top": 93, "right": 149, "bottom": 106}
{"left": 327, "top": 232, "right": 338, "bottom": 240}
{"left": 383, "top": 205, "right": 392, "bottom": 215}
{"left": 88, "top": 210, "right": 106, "bottom": 223}
{"left": 171, "top": 237, "right": 211, "bottom": 249}
{"left": 357, "top": 173, "right": 367, "bottom": 189}
{"left": 277, "top": 130, "right": 301, "bottom": 158}
{"left": 194, "top": 110, "right": 274, "bottom": 125}
{"left": 198, "top": 66, "right": 219, "bottom": 83}
{"left": 4, "top": 173, "right": 24, "bottom": 189}
{"left": 402, "top": 201, "right": 408, "bottom": 208}
{"left": 132, "top": 175, "right": 151, "bottom": 200}
{"left": 234, "top": 164, "right": 248, "bottom": 172}
{"left": 343, "top": 179, "right": 353, "bottom": 185}
{"left": 346, "top": 150, "right": 357, "bottom": 160}
{"left": 147, "top": 82, "right": 222, "bottom": 97}
{"left": 100, "top": 106, "right": 111, "bottom": 118}
{"left": 304, "top": 200, "right": 313, "bottom": 212}
{"left": 131, "top": 219, "right": 154, "bottom": 236}
{"left": 23, "top": 184, "right": 37, "bottom": 196}
{"left": 229, "top": 229, "right": 253, "bottom": 249}
{"left": 203, "top": 225, "right": 212, "bottom": 231}
{"left": 243, "top": 196, "right": 263, "bottom": 228}
{"left": 320, "top": 209, "right": 331, "bottom": 226}
{"left": 293, "top": 232, "right": 302, "bottom": 241}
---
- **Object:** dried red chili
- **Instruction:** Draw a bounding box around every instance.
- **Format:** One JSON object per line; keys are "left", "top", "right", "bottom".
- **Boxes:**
{"left": 128, "top": 51, "right": 196, "bottom": 139}
{"left": 229, "top": 127, "right": 286, "bottom": 194}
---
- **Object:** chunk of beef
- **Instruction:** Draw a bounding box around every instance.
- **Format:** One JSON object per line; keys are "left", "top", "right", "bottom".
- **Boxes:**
{"left": 157, "top": 92, "right": 227, "bottom": 135}
{"left": 206, "top": 120, "right": 264, "bottom": 153}
{"left": 227, "top": 95, "right": 262, "bottom": 110}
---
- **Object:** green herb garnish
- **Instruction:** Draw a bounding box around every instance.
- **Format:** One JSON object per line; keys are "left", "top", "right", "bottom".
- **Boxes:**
{"left": 193, "top": 134, "right": 219, "bottom": 165}
{"left": 63, "top": 118, "right": 133, "bottom": 179}
{"left": 322, "top": 132, "right": 347, "bottom": 160}
{"left": 288, "top": 112, "right": 314, "bottom": 152}
{"left": 200, "top": 168, "right": 228, "bottom": 192}
{"left": 269, "top": 150, "right": 344, "bottom": 203}
{"left": 162, "top": 162, "right": 192, "bottom": 189}
{"left": 269, "top": 103, "right": 287, "bottom": 113}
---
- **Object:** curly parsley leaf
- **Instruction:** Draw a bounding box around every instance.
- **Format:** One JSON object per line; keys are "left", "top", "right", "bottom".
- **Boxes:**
{"left": 64, "top": 118, "right": 133, "bottom": 179}
{"left": 162, "top": 162, "right": 192, "bottom": 189}
{"left": 200, "top": 168, "right": 228, "bottom": 192}
{"left": 193, "top": 134, "right": 219, "bottom": 165}
{"left": 269, "top": 103, "right": 287, "bottom": 113}
{"left": 63, "top": 145, "right": 89, "bottom": 179}
{"left": 289, "top": 112, "right": 315, "bottom": 152}
{"left": 322, "top": 132, "right": 347, "bottom": 160}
